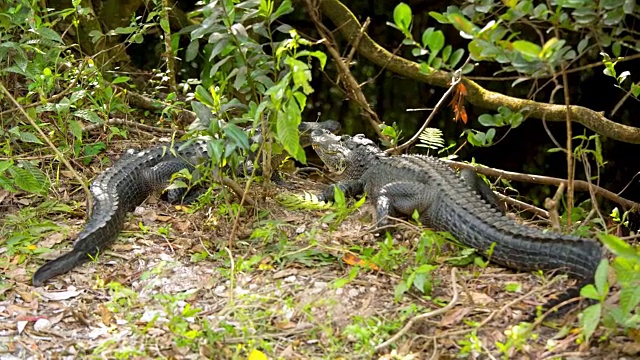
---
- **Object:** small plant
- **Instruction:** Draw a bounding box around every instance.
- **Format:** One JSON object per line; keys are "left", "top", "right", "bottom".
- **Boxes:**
{"left": 320, "top": 186, "right": 366, "bottom": 229}
{"left": 466, "top": 106, "right": 525, "bottom": 147}
{"left": 388, "top": 3, "right": 470, "bottom": 74}
{"left": 416, "top": 127, "right": 445, "bottom": 154}
{"left": 601, "top": 52, "right": 640, "bottom": 100}
{"left": 578, "top": 235, "right": 640, "bottom": 343}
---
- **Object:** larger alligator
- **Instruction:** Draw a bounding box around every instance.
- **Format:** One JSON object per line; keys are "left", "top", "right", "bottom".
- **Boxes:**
{"left": 32, "top": 120, "right": 340, "bottom": 286}
{"left": 310, "top": 129, "right": 602, "bottom": 317}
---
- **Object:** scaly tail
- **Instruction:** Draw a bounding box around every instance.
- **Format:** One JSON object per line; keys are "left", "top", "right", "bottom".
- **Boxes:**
{"left": 32, "top": 250, "right": 91, "bottom": 286}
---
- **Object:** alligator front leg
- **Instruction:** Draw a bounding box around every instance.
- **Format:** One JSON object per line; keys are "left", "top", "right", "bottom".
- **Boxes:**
{"left": 318, "top": 180, "right": 365, "bottom": 202}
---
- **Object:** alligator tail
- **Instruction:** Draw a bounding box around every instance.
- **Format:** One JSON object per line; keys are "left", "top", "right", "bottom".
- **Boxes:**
{"left": 528, "top": 278, "right": 595, "bottom": 321}
{"left": 32, "top": 250, "right": 91, "bottom": 286}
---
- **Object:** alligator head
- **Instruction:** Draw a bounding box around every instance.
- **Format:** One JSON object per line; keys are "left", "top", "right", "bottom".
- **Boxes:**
{"left": 310, "top": 129, "right": 384, "bottom": 178}
{"left": 298, "top": 120, "right": 341, "bottom": 148}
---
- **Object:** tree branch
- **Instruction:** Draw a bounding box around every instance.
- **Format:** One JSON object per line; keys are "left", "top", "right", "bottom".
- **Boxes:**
{"left": 317, "top": 0, "right": 640, "bottom": 144}
{"left": 441, "top": 159, "right": 640, "bottom": 210}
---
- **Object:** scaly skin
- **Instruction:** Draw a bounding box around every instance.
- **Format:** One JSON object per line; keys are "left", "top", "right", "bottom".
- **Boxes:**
{"left": 311, "top": 130, "right": 602, "bottom": 316}
{"left": 32, "top": 120, "right": 341, "bottom": 286}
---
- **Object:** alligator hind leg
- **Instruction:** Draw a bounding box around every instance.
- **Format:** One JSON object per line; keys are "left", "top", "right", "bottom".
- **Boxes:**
{"left": 373, "top": 181, "right": 434, "bottom": 228}
{"left": 459, "top": 168, "right": 505, "bottom": 213}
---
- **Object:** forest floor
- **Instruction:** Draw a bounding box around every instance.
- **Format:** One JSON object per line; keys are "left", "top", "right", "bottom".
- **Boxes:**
{"left": 0, "top": 142, "right": 634, "bottom": 359}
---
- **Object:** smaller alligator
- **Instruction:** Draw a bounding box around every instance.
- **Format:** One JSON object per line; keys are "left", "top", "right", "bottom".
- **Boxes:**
{"left": 310, "top": 129, "right": 602, "bottom": 317}
{"left": 32, "top": 120, "right": 340, "bottom": 286}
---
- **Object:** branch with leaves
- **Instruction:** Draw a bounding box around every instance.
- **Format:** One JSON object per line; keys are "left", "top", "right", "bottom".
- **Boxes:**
{"left": 317, "top": 0, "right": 640, "bottom": 144}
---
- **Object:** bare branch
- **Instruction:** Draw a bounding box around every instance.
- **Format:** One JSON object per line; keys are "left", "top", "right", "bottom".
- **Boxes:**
{"left": 442, "top": 160, "right": 640, "bottom": 210}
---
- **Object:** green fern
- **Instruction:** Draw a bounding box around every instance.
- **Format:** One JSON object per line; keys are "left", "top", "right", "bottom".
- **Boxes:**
{"left": 276, "top": 192, "right": 332, "bottom": 210}
{"left": 416, "top": 127, "right": 445, "bottom": 151}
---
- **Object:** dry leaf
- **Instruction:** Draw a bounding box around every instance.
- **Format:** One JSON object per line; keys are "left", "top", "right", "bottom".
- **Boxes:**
{"left": 439, "top": 307, "right": 470, "bottom": 327}
{"left": 622, "top": 341, "right": 640, "bottom": 355}
{"left": 98, "top": 304, "right": 113, "bottom": 326}
{"left": 13, "top": 288, "right": 33, "bottom": 303}
{"left": 470, "top": 291, "right": 495, "bottom": 305}
{"left": 33, "top": 318, "right": 51, "bottom": 331}
{"left": 342, "top": 253, "right": 380, "bottom": 271}
{"left": 16, "top": 321, "right": 28, "bottom": 334}
{"left": 38, "top": 233, "right": 66, "bottom": 248}
{"left": 40, "top": 290, "right": 82, "bottom": 301}
{"left": 156, "top": 214, "right": 172, "bottom": 222}
{"left": 274, "top": 321, "right": 296, "bottom": 330}
{"left": 174, "top": 219, "right": 191, "bottom": 232}
{"left": 0, "top": 190, "right": 9, "bottom": 203}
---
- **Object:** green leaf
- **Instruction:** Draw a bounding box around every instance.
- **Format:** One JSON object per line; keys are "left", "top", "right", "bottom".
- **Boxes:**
{"left": 69, "top": 120, "right": 83, "bottom": 140}
{"left": 485, "top": 128, "right": 496, "bottom": 144}
{"left": 512, "top": 40, "right": 541, "bottom": 60}
{"left": 111, "top": 76, "right": 130, "bottom": 84}
{"left": 394, "top": 280, "right": 410, "bottom": 300}
{"left": 233, "top": 66, "right": 247, "bottom": 91}
{"left": 442, "top": 45, "right": 452, "bottom": 62}
{"left": 577, "top": 38, "right": 589, "bottom": 54}
{"left": 478, "top": 114, "right": 497, "bottom": 127}
{"left": 223, "top": 123, "right": 250, "bottom": 151}
{"left": 612, "top": 41, "right": 622, "bottom": 57}
{"left": 207, "top": 139, "right": 224, "bottom": 164}
{"left": 599, "top": 233, "right": 640, "bottom": 261}
{"left": 160, "top": 19, "right": 170, "bottom": 34}
{"left": 9, "top": 163, "right": 49, "bottom": 194}
{"left": 186, "top": 41, "right": 199, "bottom": 62}
{"left": 580, "top": 303, "right": 601, "bottom": 343}
{"left": 580, "top": 284, "right": 600, "bottom": 300}
{"left": 277, "top": 101, "right": 305, "bottom": 163}
{"left": 0, "top": 158, "right": 12, "bottom": 172}
{"left": 73, "top": 109, "right": 103, "bottom": 124}
{"left": 296, "top": 50, "right": 327, "bottom": 69}
{"left": 37, "top": 27, "right": 63, "bottom": 43}
{"left": 421, "top": 28, "right": 434, "bottom": 48}
{"left": 333, "top": 185, "right": 346, "bottom": 207}
{"left": 449, "top": 48, "right": 465, "bottom": 68}
{"left": 447, "top": 13, "right": 477, "bottom": 38}
{"left": 195, "top": 85, "right": 216, "bottom": 108}
{"left": 504, "top": 282, "right": 522, "bottom": 292}
{"left": 113, "top": 26, "right": 137, "bottom": 35}
{"left": 594, "top": 259, "right": 609, "bottom": 298}
{"left": 428, "top": 30, "right": 445, "bottom": 53}
{"left": 393, "top": 3, "right": 412, "bottom": 32}
{"left": 16, "top": 131, "right": 43, "bottom": 144}
{"left": 69, "top": 90, "right": 87, "bottom": 104}
{"left": 272, "top": 0, "right": 293, "bottom": 21}
{"left": 413, "top": 272, "right": 429, "bottom": 293}
{"left": 619, "top": 286, "right": 640, "bottom": 315}
{"left": 429, "top": 11, "right": 449, "bottom": 24}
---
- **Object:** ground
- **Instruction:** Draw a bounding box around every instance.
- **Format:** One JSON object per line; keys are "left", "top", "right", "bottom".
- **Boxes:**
{"left": 0, "top": 144, "right": 635, "bottom": 359}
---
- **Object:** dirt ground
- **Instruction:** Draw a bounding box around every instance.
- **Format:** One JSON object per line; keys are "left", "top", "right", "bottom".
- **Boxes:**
{"left": 0, "top": 151, "right": 636, "bottom": 359}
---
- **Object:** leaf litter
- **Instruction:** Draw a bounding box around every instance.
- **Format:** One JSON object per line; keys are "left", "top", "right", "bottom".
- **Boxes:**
{"left": 0, "top": 172, "right": 631, "bottom": 358}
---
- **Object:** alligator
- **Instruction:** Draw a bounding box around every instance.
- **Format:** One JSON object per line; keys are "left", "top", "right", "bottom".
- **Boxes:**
{"left": 31, "top": 120, "right": 341, "bottom": 286}
{"left": 310, "top": 129, "right": 602, "bottom": 317}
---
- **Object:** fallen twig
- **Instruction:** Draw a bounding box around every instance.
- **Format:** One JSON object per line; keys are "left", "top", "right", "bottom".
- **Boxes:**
{"left": 375, "top": 268, "right": 459, "bottom": 351}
